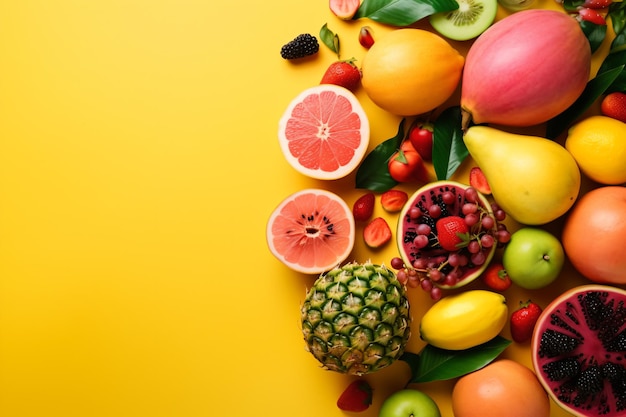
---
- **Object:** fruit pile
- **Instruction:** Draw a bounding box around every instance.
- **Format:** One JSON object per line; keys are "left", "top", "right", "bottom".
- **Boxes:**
{"left": 269, "top": 1, "right": 626, "bottom": 416}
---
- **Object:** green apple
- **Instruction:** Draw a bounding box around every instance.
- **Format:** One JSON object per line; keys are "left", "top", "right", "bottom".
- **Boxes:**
{"left": 502, "top": 227, "right": 564, "bottom": 289}
{"left": 379, "top": 389, "right": 441, "bottom": 417}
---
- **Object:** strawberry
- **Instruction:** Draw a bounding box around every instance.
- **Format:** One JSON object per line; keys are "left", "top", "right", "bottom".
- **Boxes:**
{"left": 381, "top": 189, "right": 408, "bottom": 213}
{"left": 582, "top": 0, "right": 612, "bottom": 9}
{"left": 337, "top": 380, "right": 373, "bottom": 412}
{"left": 435, "top": 216, "right": 469, "bottom": 252}
{"left": 482, "top": 263, "right": 512, "bottom": 292}
{"left": 469, "top": 166, "right": 492, "bottom": 195}
{"left": 510, "top": 300, "right": 543, "bottom": 343}
{"left": 600, "top": 91, "right": 626, "bottom": 123}
{"left": 320, "top": 58, "right": 361, "bottom": 92}
{"left": 576, "top": 7, "right": 606, "bottom": 25}
{"left": 408, "top": 123, "right": 434, "bottom": 161}
{"left": 363, "top": 217, "right": 392, "bottom": 248}
{"left": 353, "top": 192, "right": 375, "bottom": 222}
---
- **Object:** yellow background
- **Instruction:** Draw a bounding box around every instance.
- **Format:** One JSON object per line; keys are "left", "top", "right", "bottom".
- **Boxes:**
{"left": 0, "top": 1, "right": 612, "bottom": 416}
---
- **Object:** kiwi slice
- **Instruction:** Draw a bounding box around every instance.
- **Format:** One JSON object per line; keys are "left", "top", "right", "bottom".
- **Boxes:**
{"left": 429, "top": 0, "right": 498, "bottom": 41}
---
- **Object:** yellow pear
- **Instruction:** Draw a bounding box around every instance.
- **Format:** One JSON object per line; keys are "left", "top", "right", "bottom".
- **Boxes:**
{"left": 463, "top": 126, "right": 581, "bottom": 225}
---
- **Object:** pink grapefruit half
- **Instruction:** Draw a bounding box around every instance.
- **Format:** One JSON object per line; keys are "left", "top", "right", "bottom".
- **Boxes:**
{"left": 278, "top": 84, "right": 370, "bottom": 180}
{"left": 267, "top": 188, "right": 355, "bottom": 274}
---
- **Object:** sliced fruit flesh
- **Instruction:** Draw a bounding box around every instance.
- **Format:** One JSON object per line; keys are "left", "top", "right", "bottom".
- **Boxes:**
{"left": 532, "top": 286, "right": 626, "bottom": 417}
{"left": 396, "top": 181, "right": 497, "bottom": 289}
{"left": 284, "top": 90, "right": 363, "bottom": 172}
{"left": 430, "top": 0, "right": 497, "bottom": 41}
{"left": 268, "top": 190, "right": 354, "bottom": 273}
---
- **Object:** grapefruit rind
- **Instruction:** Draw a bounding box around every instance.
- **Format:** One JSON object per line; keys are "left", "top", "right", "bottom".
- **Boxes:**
{"left": 278, "top": 84, "right": 370, "bottom": 180}
{"left": 266, "top": 188, "right": 355, "bottom": 274}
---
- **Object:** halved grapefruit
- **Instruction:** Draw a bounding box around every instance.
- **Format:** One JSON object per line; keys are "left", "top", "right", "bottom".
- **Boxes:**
{"left": 278, "top": 84, "right": 370, "bottom": 180}
{"left": 267, "top": 189, "right": 355, "bottom": 274}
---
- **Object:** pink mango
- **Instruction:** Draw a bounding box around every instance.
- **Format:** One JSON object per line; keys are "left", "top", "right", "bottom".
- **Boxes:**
{"left": 460, "top": 9, "right": 591, "bottom": 129}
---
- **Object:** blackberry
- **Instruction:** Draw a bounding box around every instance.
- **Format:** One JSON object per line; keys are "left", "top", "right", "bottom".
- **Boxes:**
{"left": 280, "top": 34, "right": 319, "bottom": 60}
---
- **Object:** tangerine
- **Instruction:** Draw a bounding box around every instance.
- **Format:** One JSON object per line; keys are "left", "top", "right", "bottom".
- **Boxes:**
{"left": 452, "top": 359, "right": 550, "bottom": 417}
{"left": 361, "top": 29, "right": 464, "bottom": 116}
{"left": 562, "top": 186, "right": 626, "bottom": 285}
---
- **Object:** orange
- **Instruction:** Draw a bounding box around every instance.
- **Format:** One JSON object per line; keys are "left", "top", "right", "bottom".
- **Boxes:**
{"left": 452, "top": 359, "right": 550, "bottom": 417}
{"left": 562, "top": 186, "right": 626, "bottom": 285}
{"left": 361, "top": 28, "right": 464, "bottom": 116}
{"left": 278, "top": 84, "right": 369, "bottom": 180}
{"left": 266, "top": 189, "right": 355, "bottom": 274}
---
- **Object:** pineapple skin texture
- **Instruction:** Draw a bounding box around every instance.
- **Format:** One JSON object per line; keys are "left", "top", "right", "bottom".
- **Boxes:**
{"left": 301, "top": 262, "right": 412, "bottom": 376}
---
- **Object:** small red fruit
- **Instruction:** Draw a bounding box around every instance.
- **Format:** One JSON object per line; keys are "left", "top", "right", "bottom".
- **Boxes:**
{"left": 469, "top": 166, "right": 492, "bottom": 195}
{"left": 337, "top": 380, "right": 373, "bottom": 412}
{"left": 582, "top": 0, "right": 612, "bottom": 9}
{"left": 576, "top": 7, "right": 607, "bottom": 25}
{"left": 363, "top": 217, "right": 392, "bottom": 248}
{"left": 408, "top": 123, "right": 434, "bottom": 161}
{"left": 320, "top": 59, "right": 361, "bottom": 92}
{"left": 358, "top": 26, "right": 375, "bottom": 49}
{"left": 482, "top": 263, "right": 511, "bottom": 291}
{"left": 381, "top": 189, "right": 409, "bottom": 213}
{"left": 388, "top": 141, "right": 429, "bottom": 183}
{"left": 510, "top": 300, "right": 543, "bottom": 343}
{"left": 600, "top": 91, "right": 626, "bottom": 123}
{"left": 329, "top": 0, "right": 361, "bottom": 20}
{"left": 435, "top": 216, "right": 469, "bottom": 252}
{"left": 353, "top": 192, "right": 375, "bottom": 222}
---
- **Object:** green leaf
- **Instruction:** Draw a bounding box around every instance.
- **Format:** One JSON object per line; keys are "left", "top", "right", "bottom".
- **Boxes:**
{"left": 608, "top": 0, "right": 626, "bottom": 36}
{"left": 355, "top": 119, "right": 405, "bottom": 192}
{"left": 546, "top": 65, "right": 624, "bottom": 139}
{"left": 407, "top": 336, "right": 512, "bottom": 384}
{"left": 597, "top": 27, "right": 626, "bottom": 93}
{"left": 580, "top": 20, "right": 607, "bottom": 54}
{"left": 319, "top": 23, "right": 340, "bottom": 56}
{"left": 561, "top": 0, "right": 584, "bottom": 12}
{"left": 354, "top": 0, "right": 458, "bottom": 27}
{"left": 432, "top": 106, "right": 467, "bottom": 180}
{"left": 399, "top": 351, "right": 420, "bottom": 381}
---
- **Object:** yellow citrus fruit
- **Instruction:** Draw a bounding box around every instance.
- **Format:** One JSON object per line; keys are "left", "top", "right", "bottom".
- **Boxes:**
{"left": 361, "top": 28, "right": 464, "bottom": 116}
{"left": 565, "top": 115, "right": 626, "bottom": 185}
{"left": 419, "top": 290, "right": 507, "bottom": 350}
{"left": 452, "top": 359, "right": 550, "bottom": 417}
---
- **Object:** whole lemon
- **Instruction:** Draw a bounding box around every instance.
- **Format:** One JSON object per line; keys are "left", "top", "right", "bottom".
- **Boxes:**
{"left": 419, "top": 290, "right": 507, "bottom": 350}
{"left": 565, "top": 115, "right": 626, "bottom": 184}
{"left": 361, "top": 29, "right": 464, "bottom": 116}
{"left": 452, "top": 359, "right": 550, "bottom": 417}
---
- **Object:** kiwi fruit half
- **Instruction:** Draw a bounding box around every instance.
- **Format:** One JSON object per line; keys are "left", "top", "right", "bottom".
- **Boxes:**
{"left": 429, "top": 0, "right": 498, "bottom": 41}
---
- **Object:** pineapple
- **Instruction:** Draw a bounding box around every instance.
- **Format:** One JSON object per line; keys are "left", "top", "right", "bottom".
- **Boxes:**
{"left": 301, "top": 262, "right": 411, "bottom": 376}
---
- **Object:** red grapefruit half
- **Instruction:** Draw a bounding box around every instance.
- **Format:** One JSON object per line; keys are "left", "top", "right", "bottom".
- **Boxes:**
{"left": 278, "top": 84, "right": 370, "bottom": 180}
{"left": 267, "top": 189, "right": 355, "bottom": 274}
